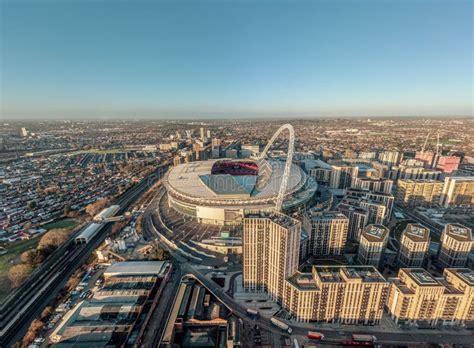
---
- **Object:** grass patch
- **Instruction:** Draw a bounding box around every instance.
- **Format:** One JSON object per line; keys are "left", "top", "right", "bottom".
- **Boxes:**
{"left": 0, "top": 219, "right": 80, "bottom": 301}
{"left": 43, "top": 218, "right": 79, "bottom": 230}
{"left": 0, "top": 238, "right": 41, "bottom": 300}
{"left": 0, "top": 238, "right": 40, "bottom": 273}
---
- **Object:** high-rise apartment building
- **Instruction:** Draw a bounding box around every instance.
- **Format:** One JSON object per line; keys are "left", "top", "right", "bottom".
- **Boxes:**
{"left": 352, "top": 177, "right": 393, "bottom": 194}
{"left": 387, "top": 268, "right": 474, "bottom": 327}
{"left": 440, "top": 176, "right": 474, "bottom": 208}
{"left": 329, "top": 163, "right": 359, "bottom": 189}
{"left": 359, "top": 200, "right": 387, "bottom": 225}
{"left": 378, "top": 151, "right": 401, "bottom": 166}
{"left": 243, "top": 212, "right": 300, "bottom": 303}
{"left": 437, "top": 224, "right": 473, "bottom": 268}
{"left": 307, "top": 211, "right": 348, "bottom": 256}
{"left": 398, "top": 224, "right": 430, "bottom": 268}
{"left": 336, "top": 203, "right": 368, "bottom": 241}
{"left": 395, "top": 179, "right": 444, "bottom": 207}
{"left": 358, "top": 225, "right": 389, "bottom": 267}
{"left": 284, "top": 266, "right": 389, "bottom": 324}
{"left": 345, "top": 188, "right": 394, "bottom": 223}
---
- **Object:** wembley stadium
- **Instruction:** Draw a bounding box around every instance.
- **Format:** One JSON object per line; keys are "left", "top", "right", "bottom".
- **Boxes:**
{"left": 161, "top": 124, "right": 317, "bottom": 225}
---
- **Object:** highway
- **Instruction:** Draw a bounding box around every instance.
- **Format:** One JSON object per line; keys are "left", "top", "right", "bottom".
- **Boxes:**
{"left": 0, "top": 165, "right": 168, "bottom": 347}
{"left": 143, "top": 194, "right": 474, "bottom": 347}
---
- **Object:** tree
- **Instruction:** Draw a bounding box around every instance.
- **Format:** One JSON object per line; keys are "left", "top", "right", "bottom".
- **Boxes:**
{"left": 135, "top": 215, "right": 143, "bottom": 235}
{"left": 63, "top": 204, "right": 71, "bottom": 217}
{"left": 21, "top": 318, "right": 44, "bottom": 348}
{"left": 85, "top": 198, "right": 109, "bottom": 217}
{"left": 38, "top": 229, "right": 69, "bottom": 250}
{"left": 27, "top": 201, "right": 37, "bottom": 210}
{"left": 8, "top": 264, "right": 33, "bottom": 287}
{"left": 21, "top": 249, "right": 48, "bottom": 266}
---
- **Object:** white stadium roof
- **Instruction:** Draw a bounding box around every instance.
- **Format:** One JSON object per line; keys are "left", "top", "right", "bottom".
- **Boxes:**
{"left": 166, "top": 158, "right": 304, "bottom": 201}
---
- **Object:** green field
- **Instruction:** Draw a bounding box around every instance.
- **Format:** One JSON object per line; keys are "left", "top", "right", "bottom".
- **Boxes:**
{"left": 43, "top": 218, "right": 79, "bottom": 230}
{"left": 0, "top": 237, "right": 40, "bottom": 301}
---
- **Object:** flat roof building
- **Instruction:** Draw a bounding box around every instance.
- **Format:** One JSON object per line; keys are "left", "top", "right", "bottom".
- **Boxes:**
{"left": 387, "top": 268, "right": 474, "bottom": 327}
{"left": 284, "top": 266, "right": 389, "bottom": 324}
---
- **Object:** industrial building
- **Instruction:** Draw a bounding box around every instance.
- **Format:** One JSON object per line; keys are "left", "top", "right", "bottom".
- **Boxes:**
{"left": 50, "top": 261, "right": 171, "bottom": 347}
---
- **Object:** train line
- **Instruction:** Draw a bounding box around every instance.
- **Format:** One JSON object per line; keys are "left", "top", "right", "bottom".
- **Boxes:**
{"left": 0, "top": 166, "right": 168, "bottom": 347}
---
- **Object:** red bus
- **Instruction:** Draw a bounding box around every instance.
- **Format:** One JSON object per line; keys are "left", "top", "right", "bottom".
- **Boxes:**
{"left": 307, "top": 331, "right": 324, "bottom": 340}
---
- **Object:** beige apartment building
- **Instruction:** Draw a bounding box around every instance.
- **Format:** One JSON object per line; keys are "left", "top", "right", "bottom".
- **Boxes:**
{"left": 242, "top": 211, "right": 300, "bottom": 303}
{"left": 387, "top": 268, "right": 474, "bottom": 327}
{"left": 440, "top": 176, "right": 474, "bottom": 208}
{"left": 398, "top": 224, "right": 430, "bottom": 268}
{"left": 307, "top": 211, "right": 349, "bottom": 256}
{"left": 284, "top": 266, "right": 389, "bottom": 324}
{"left": 358, "top": 224, "right": 389, "bottom": 267}
{"left": 395, "top": 179, "right": 444, "bottom": 207}
{"left": 437, "top": 223, "right": 473, "bottom": 268}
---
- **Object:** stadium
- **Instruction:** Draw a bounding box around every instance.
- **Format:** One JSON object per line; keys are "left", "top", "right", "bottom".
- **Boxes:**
{"left": 161, "top": 124, "right": 317, "bottom": 226}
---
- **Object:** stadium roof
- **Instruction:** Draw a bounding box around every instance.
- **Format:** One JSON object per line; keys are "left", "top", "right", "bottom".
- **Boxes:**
{"left": 166, "top": 158, "right": 304, "bottom": 201}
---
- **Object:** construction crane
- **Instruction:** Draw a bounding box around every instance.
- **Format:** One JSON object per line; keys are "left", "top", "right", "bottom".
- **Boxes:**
{"left": 420, "top": 131, "right": 431, "bottom": 155}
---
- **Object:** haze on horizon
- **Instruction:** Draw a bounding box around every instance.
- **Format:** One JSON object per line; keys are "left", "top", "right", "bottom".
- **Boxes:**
{"left": 0, "top": 0, "right": 473, "bottom": 120}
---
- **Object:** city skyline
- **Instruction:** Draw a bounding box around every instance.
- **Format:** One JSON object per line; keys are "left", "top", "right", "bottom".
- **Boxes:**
{"left": 1, "top": 0, "right": 473, "bottom": 119}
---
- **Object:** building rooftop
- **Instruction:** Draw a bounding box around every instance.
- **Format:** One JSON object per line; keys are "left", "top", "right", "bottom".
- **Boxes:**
{"left": 314, "top": 265, "right": 386, "bottom": 283}
{"left": 104, "top": 261, "right": 169, "bottom": 277}
{"left": 403, "top": 268, "right": 440, "bottom": 286}
{"left": 245, "top": 211, "right": 299, "bottom": 228}
{"left": 309, "top": 210, "right": 348, "bottom": 221}
{"left": 444, "top": 223, "right": 472, "bottom": 242}
{"left": 403, "top": 223, "right": 430, "bottom": 242}
{"left": 453, "top": 269, "right": 474, "bottom": 286}
{"left": 362, "top": 224, "right": 389, "bottom": 242}
{"left": 287, "top": 272, "right": 318, "bottom": 290}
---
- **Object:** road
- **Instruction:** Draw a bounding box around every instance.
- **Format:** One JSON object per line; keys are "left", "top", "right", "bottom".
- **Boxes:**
{"left": 143, "top": 198, "right": 474, "bottom": 347}
{"left": 0, "top": 165, "right": 168, "bottom": 347}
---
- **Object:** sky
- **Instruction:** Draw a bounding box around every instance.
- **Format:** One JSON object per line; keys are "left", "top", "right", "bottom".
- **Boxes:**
{"left": 0, "top": 0, "right": 472, "bottom": 120}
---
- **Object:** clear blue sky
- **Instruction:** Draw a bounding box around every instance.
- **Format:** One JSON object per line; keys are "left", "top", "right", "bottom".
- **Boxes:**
{"left": 0, "top": 0, "right": 472, "bottom": 119}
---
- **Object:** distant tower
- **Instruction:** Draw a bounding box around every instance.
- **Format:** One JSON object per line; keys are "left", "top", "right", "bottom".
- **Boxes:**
{"left": 20, "top": 127, "right": 28, "bottom": 137}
